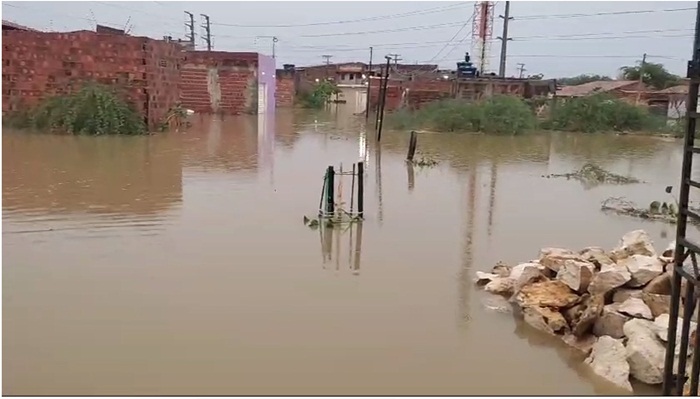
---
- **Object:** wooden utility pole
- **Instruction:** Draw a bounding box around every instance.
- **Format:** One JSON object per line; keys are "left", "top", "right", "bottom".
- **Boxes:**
{"left": 517, "top": 62, "right": 526, "bottom": 79}
{"left": 201, "top": 14, "right": 211, "bottom": 51}
{"left": 388, "top": 53, "right": 402, "bottom": 67}
{"left": 497, "top": 1, "right": 512, "bottom": 78}
{"left": 184, "top": 11, "right": 195, "bottom": 49}
{"left": 636, "top": 53, "right": 647, "bottom": 105}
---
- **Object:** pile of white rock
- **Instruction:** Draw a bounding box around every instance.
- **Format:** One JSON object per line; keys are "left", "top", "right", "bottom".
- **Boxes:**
{"left": 474, "top": 230, "right": 696, "bottom": 393}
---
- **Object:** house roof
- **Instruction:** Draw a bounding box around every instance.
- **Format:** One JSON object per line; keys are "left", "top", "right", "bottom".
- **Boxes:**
{"left": 2, "top": 19, "right": 39, "bottom": 32}
{"left": 557, "top": 80, "right": 640, "bottom": 97}
{"left": 656, "top": 84, "right": 688, "bottom": 95}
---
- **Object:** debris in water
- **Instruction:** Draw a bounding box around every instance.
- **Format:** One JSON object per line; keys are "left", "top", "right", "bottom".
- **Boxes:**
{"left": 544, "top": 163, "right": 642, "bottom": 186}
{"left": 473, "top": 229, "right": 689, "bottom": 392}
{"left": 411, "top": 155, "right": 439, "bottom": 168}
{"left": 600, "top": 197, "right": 690, "bottom": 226}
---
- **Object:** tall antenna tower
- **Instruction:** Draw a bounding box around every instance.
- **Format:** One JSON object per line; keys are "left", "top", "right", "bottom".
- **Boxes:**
{"left": 471, "top": 1, "right": 495, "bottom": 74}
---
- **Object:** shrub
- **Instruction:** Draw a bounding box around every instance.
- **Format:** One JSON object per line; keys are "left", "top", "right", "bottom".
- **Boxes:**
{"left": 298, "top": 81, "right": 340, "bottom": 109}
{"left": 548, "top": 94, "right": 653, "bottom": 133}
{"left": 385, "top": 96, "right": 535, "bottom": 135}
{"left": 4, "top": 84, "right": 147, "bottom": 135}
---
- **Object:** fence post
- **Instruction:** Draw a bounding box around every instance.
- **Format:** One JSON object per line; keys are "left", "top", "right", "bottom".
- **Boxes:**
{"left": 326, "top": 166, "right": 335, "bottom": 216}
{"left": 406, "top": 130, "right": 418, "bottom": 161}
{"left": 357, "top": 161, "right": 364, "bottom": 218}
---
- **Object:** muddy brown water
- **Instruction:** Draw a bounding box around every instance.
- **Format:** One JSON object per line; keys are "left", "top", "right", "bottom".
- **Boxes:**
{"left": 2, "top": 107, "right": 694, "bottom": 395}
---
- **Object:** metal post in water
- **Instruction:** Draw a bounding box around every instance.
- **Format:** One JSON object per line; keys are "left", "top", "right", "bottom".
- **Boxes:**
{"left": 357, "top": 162, "right": 364, "bottom": 218}
{"left": 406, "top": 130, "right": 418, "bottom": 161}
{"left": 374, "top": 65, "right": 384, "bottom": 130}
{"left": 350, "top": 163, "right": 356, "bottom": 215}
{"left": 326, "top": 166, "right": 335, "bottom": 216}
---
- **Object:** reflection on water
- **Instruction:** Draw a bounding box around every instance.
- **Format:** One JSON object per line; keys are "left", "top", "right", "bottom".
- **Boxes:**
{"left": 2, "top": 108, "right": 685, "bottom": 395}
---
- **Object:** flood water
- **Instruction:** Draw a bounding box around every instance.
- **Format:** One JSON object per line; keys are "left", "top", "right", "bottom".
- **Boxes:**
{"left": 2, "top": 107, "right": 692, "bottom": 395}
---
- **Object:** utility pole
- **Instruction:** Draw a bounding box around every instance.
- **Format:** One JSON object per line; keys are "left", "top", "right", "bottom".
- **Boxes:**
{"left": 322, "top": 54, "right": 333, "bottom": 80}
{"left": 497, "top": 1, "right": 513, "bottom": 78}
{"left": 365, "top": 46, "right": 373, "bottom": 121}
{"left": 255, "top": 36, "right": 278, "bottom": 58}
{"left": 388, "top": 53, "right": 402, "bottom": 67}
{"left": 184, "top": 11, "right": 195, "bottom": 50}
{"left": 517, "top": 63, "right": 526, "bottom": 79}
{"left": 636, "top": 53, "right": 647, "bottom": 105}
{"left": 201, "top": 14, "right": 211, "bottom": 51}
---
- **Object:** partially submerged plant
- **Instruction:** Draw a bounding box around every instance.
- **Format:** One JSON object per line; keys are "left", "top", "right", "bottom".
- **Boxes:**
{"left": 545, "top": 163, "right": 641, "bottom": 186}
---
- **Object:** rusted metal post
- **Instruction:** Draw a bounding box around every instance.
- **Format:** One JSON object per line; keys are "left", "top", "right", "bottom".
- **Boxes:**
{"left": 357, "top": 161, "right": 364, "bottom": 218}
{"left": 406, "top": 130, "right": 418, "bottom": 161}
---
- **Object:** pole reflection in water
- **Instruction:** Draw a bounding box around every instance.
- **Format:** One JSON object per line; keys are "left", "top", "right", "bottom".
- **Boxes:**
{"left": 257, "top": 113, "right": 276, "bottom": 183}
{"left": 487, "top": 160, "right": 497, "bottom": 238}
{"left": 375, "top": 145, "right": 383, "bottom": 224}
{"left": 318, "top": 222, "right": 364, "bottom": 275}
{"left": 459, "top": 163, "right": 479, "bottom": 326}
{"left": 406, "top": 161, "right": 415, "bottom": 192}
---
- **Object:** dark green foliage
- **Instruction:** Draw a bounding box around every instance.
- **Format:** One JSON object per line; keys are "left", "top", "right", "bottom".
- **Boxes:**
{"left": 386, "top": 96, "right": 536, "bottom": 135}
{"left": 4, "top": 84, "right": 147, "bottom": 135}
{"left": 619, "top": 61, "right": 682, "bottom": 90}
{"left": 548, "top": 94, "right": 652, "bottom": 133}
{"left": 557, "top": 74, "right": 612, "bottom": 86}
{"left": 298, "top": 80, "right": 341, "bottom": 109}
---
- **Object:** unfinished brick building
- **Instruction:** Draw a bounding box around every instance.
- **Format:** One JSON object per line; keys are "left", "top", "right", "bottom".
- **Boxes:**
{"left": 179, "top": 51, "right": 276, "bottom": 115}
{"left": 368, "top": 76, "right": 556, "bottom": 111}
{"left": 2, "top": 28, "right": 182, "bottom": 129}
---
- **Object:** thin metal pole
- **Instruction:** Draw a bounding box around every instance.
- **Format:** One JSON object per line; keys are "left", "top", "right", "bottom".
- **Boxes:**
{"left": 357, "top": 162, "right": 364, "bottom": 218}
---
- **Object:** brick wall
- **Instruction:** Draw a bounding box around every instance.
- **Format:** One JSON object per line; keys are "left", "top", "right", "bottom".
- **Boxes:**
{"left": 2, "top": 29, "right": 181, "bottom": 129}
{"left": 275, "top": 70, "right": 295, "bottom": 108}
{"left": 180, "top": 51, "right": 259, "bottom": 115}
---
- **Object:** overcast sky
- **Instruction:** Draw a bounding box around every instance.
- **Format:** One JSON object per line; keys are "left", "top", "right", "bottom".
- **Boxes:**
{"left": 2, "top": 1, "right": 696, "bottom": 78}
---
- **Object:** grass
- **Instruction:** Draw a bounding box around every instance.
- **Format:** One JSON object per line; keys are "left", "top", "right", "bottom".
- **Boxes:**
{"left": 4, "top": 84, "right": 147, "bottom": 135}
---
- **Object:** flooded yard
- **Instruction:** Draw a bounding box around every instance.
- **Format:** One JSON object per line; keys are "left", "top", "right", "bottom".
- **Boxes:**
{"left": 2, "top": 107, "right": 688, "bottom": 395}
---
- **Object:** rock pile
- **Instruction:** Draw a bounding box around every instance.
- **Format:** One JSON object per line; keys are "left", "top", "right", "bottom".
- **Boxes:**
{"left": 474, "top": 230, "right": 696, "bottom": 393}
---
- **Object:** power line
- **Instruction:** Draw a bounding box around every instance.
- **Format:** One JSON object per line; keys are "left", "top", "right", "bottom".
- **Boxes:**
{"left": 210, "top": 2, "right": 468, "bottom": 28}
{"left": 515, "top": 6, "right": 696, "bottom": 21}
{"left": 296, "top": 20, "right": 466, "bottom": 38}
{"left": 427, "top": 13, "right": 476, "bottom": 63}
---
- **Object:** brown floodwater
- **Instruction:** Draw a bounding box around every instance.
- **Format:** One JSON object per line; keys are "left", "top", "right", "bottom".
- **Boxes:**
{"left": 2, "top": 107, "right": 694, "bottom": 395}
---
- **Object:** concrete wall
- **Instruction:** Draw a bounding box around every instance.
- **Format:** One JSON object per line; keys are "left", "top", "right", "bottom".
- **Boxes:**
{"left": 257, "top": 54, "right": 276, "bottom": 114}
{"left": 1, "top": 29, "right": 182, "bottom": 129}
{"left": 180, "top": 51, "right": 259, "bottom": 115}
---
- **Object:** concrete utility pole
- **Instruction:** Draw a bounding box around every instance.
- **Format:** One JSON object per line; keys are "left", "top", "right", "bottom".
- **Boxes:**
{"left": 184, "top": 11, "right": 195, "bottom": 49}
{"left": 497, "top": 1, "right": 513, "bottom": 78}
{"left": 201, "top": 14, "right": 211, "bottom": 51}
{"left": 255, "top": 36, "right": 278, "bottom": 58}
{"left": 365, "top": 46, "right": 373, "bottom": 121}
{"left": 388, "top": 53, "right": 402, "bottom": 67}
{"left": 322, "top": 54, "right": 333, "bottom": 79}
{"left": 517, "top": 62, "right": 526, "bottom": 78}
{"left": 636, "top": 53, "right": 647, "bottom": 105}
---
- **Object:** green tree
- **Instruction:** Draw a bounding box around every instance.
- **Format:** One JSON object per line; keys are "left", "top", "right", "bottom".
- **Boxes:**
{"left": 557, "top": 74, "right": 612, "bottom": 86}
{"left": 619, "top": 60, "right": 682, "bottom": 90}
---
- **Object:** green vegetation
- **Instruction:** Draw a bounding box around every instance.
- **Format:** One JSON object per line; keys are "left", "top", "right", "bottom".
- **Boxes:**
{"left": 4, "top": 84, "right": 147, "bottom": 135}
{"left": 388, "top": 93, "right": 678, "bottom": 136}
{"left": 387, "top": 96, "right": 536, "bottom": 134}
{"left": 298, "top": 80, "right": 341, "bottom": 109}
{"left": 557, "top": 74, "right": 612, "bottom": 86}
{"left": 619, "top": 60, "right": 682, "bottom": 90}
{"left": 547, "top": 94, "right": 652, "bottom": 133}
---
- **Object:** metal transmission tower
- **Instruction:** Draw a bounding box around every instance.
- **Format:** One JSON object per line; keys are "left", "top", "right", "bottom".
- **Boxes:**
{"left": 663, "top": 2, "right": 700, "bottom": 396}
{"left": 201, "top": 14, "right": 211, "bottom": 51}
{"left": 184, "top": 11, "right": 195, "bottom": 49}
{"left": 471, "top": 1, "right": 495, "bottom": 75}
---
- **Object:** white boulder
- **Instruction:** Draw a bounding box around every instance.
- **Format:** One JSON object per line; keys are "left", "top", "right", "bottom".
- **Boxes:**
{"left": 618, "top": 297, "right": 653, "bottom": 320}
{"left": 618, "top": 255, "right": 664, "bottom": 288}
{"left": 556, "top": 259, "right": 595, "bottom": 293}
{"left": 611, "top": 230, "right": 657, "bottom": 260}
{"left": 588, "top": 264, "right": 632, "bottom": 295}
{"left": 584, "top": 336, "right": 633, "bottom": 392}
{"left": 624, "top": 318, "right": 666, "bottom": 385}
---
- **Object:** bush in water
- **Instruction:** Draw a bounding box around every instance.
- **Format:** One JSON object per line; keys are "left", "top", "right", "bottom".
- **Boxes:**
{"left": 548, "top": 94, "right": 653, "bottom": 133}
